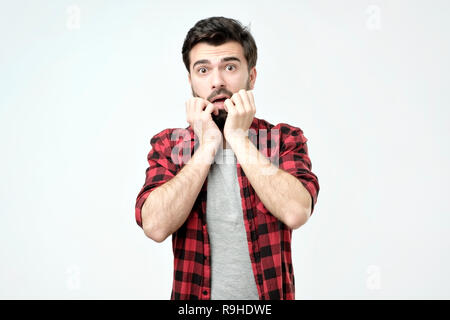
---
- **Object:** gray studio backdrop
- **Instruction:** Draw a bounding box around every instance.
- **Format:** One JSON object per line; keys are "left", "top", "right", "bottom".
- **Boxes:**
{"left": 1, "top": 0, "right": 449, "bottom": 299}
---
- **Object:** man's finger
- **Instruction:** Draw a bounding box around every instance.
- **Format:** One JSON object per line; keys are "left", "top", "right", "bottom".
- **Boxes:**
{"left": 224, "top": 98, "right": 234, "bottom": 114}
{"left": 239, "top": 89, "right": 252, "bottom": 112}
{"left": 231, "top": 93, "right": 245, "bottom": 113}
{"left": 248, "top": 90, "right": 255, "bottom": 111}
{"left": 204, "top": 103, "right": 215, "bottom": 114}
{"left": 194, "top": 98, "right": 208, "bottom": 113}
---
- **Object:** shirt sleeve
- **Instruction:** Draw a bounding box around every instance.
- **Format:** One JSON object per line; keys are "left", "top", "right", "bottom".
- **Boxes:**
{"left": 135, "top": 129, "right": 178, "bottom": 228}
{"left": 276, "top": 124, "right": 320, "bottom": 215}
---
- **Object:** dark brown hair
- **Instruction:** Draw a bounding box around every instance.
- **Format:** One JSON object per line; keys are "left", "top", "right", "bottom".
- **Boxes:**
{"left": 182, "top": 16, "right": 257, "bottom": 73}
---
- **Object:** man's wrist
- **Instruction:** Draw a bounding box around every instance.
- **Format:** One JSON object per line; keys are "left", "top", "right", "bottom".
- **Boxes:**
{"left": 191, "top": 142, "right": 219, "bottom": 165}
{"left": 226, "top": 134, "right": 249, "bottom": 150}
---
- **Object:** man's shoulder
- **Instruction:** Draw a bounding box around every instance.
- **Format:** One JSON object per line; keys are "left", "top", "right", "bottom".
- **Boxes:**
{"left": 149, "top": 125, "right": 195, "bottom": 145}
{"left": 251, "top": 117, "right": 305, "bottom": 136}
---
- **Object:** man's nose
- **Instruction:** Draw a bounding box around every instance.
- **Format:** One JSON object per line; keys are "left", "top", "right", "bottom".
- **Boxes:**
{"left": 210, "top": 68, "right": 226, "bottom": 90}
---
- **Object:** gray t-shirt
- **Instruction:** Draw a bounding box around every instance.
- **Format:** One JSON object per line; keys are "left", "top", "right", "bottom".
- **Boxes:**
{"left": 206, "top": 147, "right": 259, "bottom": 300}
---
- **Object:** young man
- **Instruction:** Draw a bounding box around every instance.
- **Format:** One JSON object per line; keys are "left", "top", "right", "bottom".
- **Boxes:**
{"left": 135, "top": 16, "right": 320, "bottom": 300}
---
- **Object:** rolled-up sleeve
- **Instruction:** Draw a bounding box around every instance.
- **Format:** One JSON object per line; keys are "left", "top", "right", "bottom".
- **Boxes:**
{"left": 276, "top": 124, "right": 320, "bottom": 215}
{"left": 135, "top": 129, "right": 178, "bottom": 228}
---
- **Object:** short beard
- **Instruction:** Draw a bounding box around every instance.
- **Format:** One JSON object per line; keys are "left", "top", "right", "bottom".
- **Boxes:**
{"left": 191, "top": 78, "right": 251, "bottom": 131}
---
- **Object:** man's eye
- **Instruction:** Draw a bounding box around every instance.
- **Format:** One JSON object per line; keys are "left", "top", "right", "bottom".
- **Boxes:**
{"left": 226, "top": 65, "right": 236, "bottom": 71}
{"left": 198, "top": 67, "right": 207, "bottom": 73}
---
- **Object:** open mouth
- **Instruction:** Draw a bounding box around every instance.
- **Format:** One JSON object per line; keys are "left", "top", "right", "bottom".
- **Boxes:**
{"left": 212, "top": 97, "right": 228, "bottom": 109}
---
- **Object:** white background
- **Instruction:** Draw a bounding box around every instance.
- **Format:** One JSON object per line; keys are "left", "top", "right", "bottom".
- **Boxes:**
{"left": 1, "top": 0, "right": 449, "bottom": 299}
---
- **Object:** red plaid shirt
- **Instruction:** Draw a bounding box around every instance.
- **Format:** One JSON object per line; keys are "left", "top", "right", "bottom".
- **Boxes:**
{"left": 135, "top": 116, "right": 320, "bottom": 300}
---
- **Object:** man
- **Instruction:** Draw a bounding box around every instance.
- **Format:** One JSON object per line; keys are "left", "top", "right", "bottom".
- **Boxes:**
{"left": 135, "top": 16, "right": 320, "bottom": 300}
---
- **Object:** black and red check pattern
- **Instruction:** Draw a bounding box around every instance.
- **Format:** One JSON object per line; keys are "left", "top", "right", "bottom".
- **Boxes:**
{"left": 135, "top": 116, "right": 320, "bottom": 300}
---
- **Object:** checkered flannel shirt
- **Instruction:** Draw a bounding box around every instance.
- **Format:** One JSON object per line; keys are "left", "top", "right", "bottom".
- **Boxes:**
{"left": 135, "top": 116, "right": 320, "bottom": 300}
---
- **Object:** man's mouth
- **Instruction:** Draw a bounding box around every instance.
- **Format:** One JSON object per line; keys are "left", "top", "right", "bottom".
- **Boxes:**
{"left": 213, "top": 98, "right": 226, "bottom": 109}
{"left": 211, "top": 96, "right": 228, "bottom": 109}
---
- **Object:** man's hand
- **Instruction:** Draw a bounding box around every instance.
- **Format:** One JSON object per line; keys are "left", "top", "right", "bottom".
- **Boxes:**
{"left": 186, "top": 97, "right": 223, "bottom": 150}
{"left": 223, "top": 89, "right": 256, "bottom": 144}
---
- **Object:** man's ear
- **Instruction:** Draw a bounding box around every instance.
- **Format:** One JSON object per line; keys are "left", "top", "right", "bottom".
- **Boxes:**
{"left": 188, "top": 73, "right": 191, "bottom": 86}
{"left": 249, "top": 67, "right": 257, "bottom": 90}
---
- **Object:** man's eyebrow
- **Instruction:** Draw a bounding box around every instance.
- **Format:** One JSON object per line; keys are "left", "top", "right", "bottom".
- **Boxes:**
{"left": 192, "top": 56, "right": 241, "bottom": 69}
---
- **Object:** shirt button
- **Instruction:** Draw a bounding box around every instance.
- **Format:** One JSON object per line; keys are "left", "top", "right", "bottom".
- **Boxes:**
{"left": 203, "top": 290, "right": 208, "bottom": 296}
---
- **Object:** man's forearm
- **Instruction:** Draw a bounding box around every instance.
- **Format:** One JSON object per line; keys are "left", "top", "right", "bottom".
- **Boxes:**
{"left": 228, "top": 136, "right": 312, "bottom": 229}
{"left": 141, "top": 144, "right": 217, "bottom": 242}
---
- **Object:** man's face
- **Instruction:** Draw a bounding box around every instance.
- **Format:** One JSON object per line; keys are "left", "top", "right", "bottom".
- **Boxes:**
{"left": 188, "top": 41, "right": 256, "bottom": 131}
